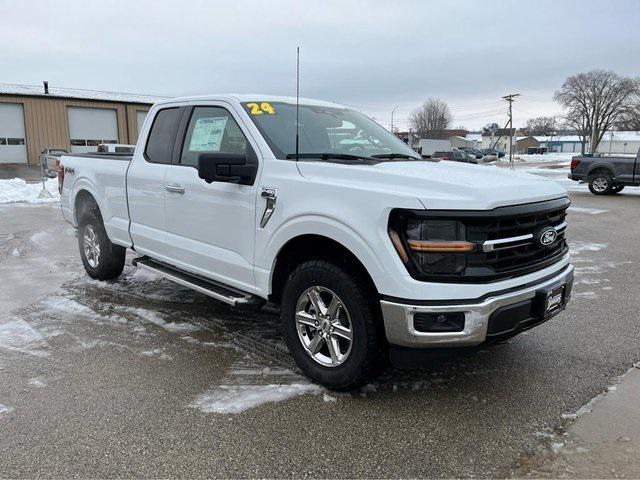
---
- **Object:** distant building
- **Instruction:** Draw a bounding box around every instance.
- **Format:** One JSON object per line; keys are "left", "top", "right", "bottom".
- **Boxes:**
{"left": 481, "top": 128, "right": 518, "bottom": 153}
{"left": 0, "top": 82, "right": 164, "bottom": 164}
{"left": 515, "top": 136, "right": 540, "bottom": 154}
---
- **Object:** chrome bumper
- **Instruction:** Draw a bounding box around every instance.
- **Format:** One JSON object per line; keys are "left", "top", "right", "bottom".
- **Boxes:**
{"left": 380, "top": 264, "right": 574, "bottom": 348}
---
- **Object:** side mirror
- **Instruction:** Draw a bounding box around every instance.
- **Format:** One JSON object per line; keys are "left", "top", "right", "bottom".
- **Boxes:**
{"left": 198, "top": 153, "right": 257, "bottom": 185}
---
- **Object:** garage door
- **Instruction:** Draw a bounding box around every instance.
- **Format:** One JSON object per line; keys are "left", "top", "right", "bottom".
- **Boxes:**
{"left": 68, "top": 107, "right": 118, "bottom": 153}
{"left": 136, "top": 110, "right": 148, "bottom": 137}
{"left": 0, "top": 103, "right": 27, "bottom": 164}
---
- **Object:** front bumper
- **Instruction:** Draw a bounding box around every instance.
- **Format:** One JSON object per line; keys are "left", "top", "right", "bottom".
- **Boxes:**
{"left": 380, "top": 264, "right": 574, "bottom": 348}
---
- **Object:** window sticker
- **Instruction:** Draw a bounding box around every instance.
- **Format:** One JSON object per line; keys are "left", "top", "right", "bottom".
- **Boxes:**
{"left": 246, "top": 102, "right": 277, "bottom": 115}
{"left": 189, "top": 117, "right": 228, "bottom": 152}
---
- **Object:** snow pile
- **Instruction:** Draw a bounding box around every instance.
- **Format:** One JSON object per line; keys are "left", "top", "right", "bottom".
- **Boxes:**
{"left": 511, "top": 153, "right": 576, "bottom": 164}
{"left": 190, "top": 383, "right": 322, "bottom": 414}
{"left": 0, "top": 178, "right": 59, "bottom": 204}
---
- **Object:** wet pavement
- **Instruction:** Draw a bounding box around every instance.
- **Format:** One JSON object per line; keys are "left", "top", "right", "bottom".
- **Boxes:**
{"left": 1, "top": 186, "right": 639, "bottom": 478}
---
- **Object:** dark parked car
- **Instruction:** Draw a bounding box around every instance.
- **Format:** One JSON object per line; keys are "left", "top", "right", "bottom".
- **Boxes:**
{"left": 433, "top": 150, "right": 478, "bottom": 164}
{"left": 568, "top": 148, "right": 640, "bottom": 195}
{"left": 461, "top": 147, "right": 484, "bottom": 159}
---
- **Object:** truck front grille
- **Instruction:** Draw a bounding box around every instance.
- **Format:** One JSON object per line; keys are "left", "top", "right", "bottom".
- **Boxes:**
{"left": 463, "top": 199, "right": 569, "bottom": 280}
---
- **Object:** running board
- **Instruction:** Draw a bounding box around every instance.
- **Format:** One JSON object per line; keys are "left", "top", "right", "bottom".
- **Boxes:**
{"left": 132, "top": 257, "right": 264, "bottom": 309}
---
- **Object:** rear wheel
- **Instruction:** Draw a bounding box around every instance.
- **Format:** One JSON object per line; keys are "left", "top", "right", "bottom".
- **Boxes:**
{"left": 280, "top": 260, "right": 385, "bottom": 391}
{"left": 78, "top": 211, "right": 125, "bottom": 280}
{"left": 588, "top": 172, "right": 613, "bottom": 195}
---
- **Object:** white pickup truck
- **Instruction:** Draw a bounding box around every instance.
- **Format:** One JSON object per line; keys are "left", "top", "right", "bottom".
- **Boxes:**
{"left": 59, "top": 95, "right": 573, "bottom": 390}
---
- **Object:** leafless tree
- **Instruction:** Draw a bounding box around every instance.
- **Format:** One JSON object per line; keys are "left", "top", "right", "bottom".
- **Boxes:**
{"left": 560, "top": 109, "right": 590, "bottom": 154}
{"left": 409, "top": 98, "right": 452, "bottom": 138}
{"left": 522, "top": 116, "right": 557, "bottom": 136}
{"left": 554, "top": 70, "right": 640, "bottom": 153}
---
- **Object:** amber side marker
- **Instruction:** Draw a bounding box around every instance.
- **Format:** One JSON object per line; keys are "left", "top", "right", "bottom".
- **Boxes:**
{"left": 388, "top": 229, "right": 409, "bottom": 264}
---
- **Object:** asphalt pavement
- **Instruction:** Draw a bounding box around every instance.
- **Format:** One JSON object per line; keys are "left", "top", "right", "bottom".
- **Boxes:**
{"left": 0, "top": 181, "right": 639, "bottom": 478}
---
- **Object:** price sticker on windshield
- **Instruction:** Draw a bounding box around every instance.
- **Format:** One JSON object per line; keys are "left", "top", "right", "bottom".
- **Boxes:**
{"left": 246, "top": 102, "right": 277, "bottom": 115}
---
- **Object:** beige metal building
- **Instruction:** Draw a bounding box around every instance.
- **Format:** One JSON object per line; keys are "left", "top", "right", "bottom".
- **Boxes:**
{"left": 0, "top": 82, "right": 164, "bottom": 164}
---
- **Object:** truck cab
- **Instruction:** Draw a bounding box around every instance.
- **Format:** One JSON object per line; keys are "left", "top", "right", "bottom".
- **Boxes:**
{"left": 59, "top": 95, "right": 573, "bottom": 390}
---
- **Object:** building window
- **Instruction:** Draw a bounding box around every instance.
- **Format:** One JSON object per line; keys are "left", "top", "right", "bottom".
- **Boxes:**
{"left": 7, "top": 138, "right": 25, "bottom": 145}
{"left": 71, "top": 138, "right": 117, "bottom": 146}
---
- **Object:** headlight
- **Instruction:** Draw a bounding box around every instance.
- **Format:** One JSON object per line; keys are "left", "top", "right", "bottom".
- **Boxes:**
{"left": 388, "top": 211, "right": 475, "bottom": 277}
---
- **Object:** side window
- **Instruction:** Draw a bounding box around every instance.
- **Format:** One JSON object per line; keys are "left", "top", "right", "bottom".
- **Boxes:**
{"left": 180, "top": 107, "right": 250, "bottom": 167}
{"left": 144, "top": 107, "right": 181, "bottom": 164}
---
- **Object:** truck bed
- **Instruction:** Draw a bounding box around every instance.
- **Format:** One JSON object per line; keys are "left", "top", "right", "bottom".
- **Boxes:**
{"left": 60, "top": 152, "right": 133, "bottom": 248}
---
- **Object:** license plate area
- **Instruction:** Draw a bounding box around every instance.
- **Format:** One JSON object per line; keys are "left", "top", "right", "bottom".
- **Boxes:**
{"left": 535, "top": 283, "right": 566, "bottom": 319}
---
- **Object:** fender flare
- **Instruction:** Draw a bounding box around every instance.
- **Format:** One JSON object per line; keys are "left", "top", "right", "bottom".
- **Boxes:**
{"left": 587, "top": 163, "right": 615, "bottom": 179}
{"left": 70, "top": 179, "right": 105, "bottom": 226}
{"left": 262, "top": 214, "right": 394, "bottom": 294}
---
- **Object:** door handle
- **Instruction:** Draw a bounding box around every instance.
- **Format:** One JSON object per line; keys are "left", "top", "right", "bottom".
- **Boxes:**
{"left": 165, "top": 184, "right": 185, "bottom": 194}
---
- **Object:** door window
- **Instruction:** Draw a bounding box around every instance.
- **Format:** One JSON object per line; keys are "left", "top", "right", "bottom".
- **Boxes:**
{"left": 144, "top": 107, "right": 182, "bottom": 164}
{"left": 180, "top": 107, "right": 250, "bottom": 167}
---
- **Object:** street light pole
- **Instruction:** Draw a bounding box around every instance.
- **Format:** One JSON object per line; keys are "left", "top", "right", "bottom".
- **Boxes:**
{"left": 390, "top": 106, "right": 399, "bottom": 133}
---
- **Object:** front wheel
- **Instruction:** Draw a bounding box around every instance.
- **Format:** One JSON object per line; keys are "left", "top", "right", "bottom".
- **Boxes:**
{"left": 588, "top": 173, "right": 613, "bottom": 195}
{"left": 78, "top": 211, "right": 126, "bottom": 280}
{"left": 280, "top": 260, "right": 385, "bottom": 391}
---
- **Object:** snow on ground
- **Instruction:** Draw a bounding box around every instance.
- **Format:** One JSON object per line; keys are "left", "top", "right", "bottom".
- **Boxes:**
{"left": 0, "top": 178, "right": 59, "bottom": 204}
{"left": 0, "top": 319, "right": 49, "bottom": 357}
{"left": 0, "top": 404, "right": 13, "bottom": 416}
{"left": 189, "top": 383, "right": 322, "bottom": 414}
{"left": 510, "top": 153, "right": 576, "bottom": 164}
{"left": 569, "top": 242, "right": 608, "bottom": 255}
{"left": 119, "top": 306, "right": 202, "bottom": 333}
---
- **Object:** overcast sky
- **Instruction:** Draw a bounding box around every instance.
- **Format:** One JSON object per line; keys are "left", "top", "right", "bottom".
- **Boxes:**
{"left": 1, "top": 0, "right": 639, "bottom": 130}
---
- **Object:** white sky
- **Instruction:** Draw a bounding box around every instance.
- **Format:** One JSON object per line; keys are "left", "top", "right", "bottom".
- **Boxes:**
{"left": 1, "top": 0, "right": 638, "bottom": 130}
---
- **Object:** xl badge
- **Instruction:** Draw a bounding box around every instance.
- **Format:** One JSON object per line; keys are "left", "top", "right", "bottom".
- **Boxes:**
{"left": 538, "top": 227, "right": 558, "bottom": 247}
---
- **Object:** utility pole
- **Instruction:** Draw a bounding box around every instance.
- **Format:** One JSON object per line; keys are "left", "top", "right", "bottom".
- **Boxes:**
{"left": 390, "top": 105, "right": 399, "bottom": 133}
{"left": 502, "top": 93, "right": 519, "bottom": 164}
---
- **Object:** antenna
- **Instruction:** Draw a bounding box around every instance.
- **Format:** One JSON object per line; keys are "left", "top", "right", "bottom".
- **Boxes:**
{"left": 295, "top": 46, "right": 300, "bottom": 162}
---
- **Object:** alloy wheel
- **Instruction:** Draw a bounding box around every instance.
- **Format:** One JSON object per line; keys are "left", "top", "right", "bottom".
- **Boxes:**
{"left": 83, "top": 225, "right": 101, "bottom": 268}
{"left": 295, "top": 286, "right": 353, "bottom": 367}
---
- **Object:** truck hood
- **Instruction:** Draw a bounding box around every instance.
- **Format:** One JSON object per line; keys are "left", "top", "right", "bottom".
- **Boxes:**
{"left": 297, "top": 160, "right": 568, "bottom": 210}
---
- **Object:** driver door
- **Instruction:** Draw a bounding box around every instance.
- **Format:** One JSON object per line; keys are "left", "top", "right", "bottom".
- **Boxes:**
{"left": 163, "top": 104, "right": 260, "bottom": 293}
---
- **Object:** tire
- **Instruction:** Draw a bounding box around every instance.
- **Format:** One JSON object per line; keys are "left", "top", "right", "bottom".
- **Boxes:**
{"left": 280, "top": 260, "right": 385, "bottom": 391}
{"left": 78, "top": 210, "right": 126, "bottom": 280}
{"left": 588, "top": 172, "right": 613, "bottom": 195}
{"left": 610, "top": 185, "right": 624, "bottom": 194}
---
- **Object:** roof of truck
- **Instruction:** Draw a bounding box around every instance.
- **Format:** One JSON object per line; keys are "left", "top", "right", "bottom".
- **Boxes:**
{"left": 154, "top": 94, "right": 347, "bottom": 109}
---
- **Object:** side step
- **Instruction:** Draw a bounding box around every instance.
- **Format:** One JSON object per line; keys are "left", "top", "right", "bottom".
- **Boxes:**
{"left": 132, "top": 256, "right": 264, "bottom": 309}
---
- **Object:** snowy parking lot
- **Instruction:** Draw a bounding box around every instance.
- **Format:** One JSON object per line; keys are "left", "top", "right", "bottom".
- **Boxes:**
{"left": 1, "top": 170, "right": 639, "bottom": 477}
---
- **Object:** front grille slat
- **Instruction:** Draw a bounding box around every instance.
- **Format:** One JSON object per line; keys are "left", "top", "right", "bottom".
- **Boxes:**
{"left": 466, "top": 204, "right": 568, "bottom": 278}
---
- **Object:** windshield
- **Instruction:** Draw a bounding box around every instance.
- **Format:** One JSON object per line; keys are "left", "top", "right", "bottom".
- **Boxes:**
{"left": 242, "top": 101, "right": 420, "bottom": 161}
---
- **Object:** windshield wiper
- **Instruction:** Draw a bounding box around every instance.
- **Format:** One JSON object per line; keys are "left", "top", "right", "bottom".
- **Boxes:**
{"left": 285, "top": 153, "right": 375, "bottom": 162}
{"left": 370, "top": 153, "right": 421, "bottom": 160}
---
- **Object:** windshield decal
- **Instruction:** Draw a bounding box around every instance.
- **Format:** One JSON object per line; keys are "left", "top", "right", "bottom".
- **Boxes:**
{"left": 246, "top": 102, "right": 277, "bottom": 116}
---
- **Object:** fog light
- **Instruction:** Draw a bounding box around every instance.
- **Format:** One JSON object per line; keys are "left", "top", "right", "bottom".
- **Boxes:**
{"left": 413, "top": 312, "right": 465, "bottom": 333}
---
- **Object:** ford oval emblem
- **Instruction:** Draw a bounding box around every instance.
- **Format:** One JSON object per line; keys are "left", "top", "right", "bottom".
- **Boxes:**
{"left": 538, "top": 227, "right": 558, "bottom": 247}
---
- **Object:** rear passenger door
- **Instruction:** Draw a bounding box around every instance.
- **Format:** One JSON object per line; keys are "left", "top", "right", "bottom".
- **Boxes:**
{"left": 162, "top": 104, "right": 260, "bottom": 293}
{"left": 127, "top": 106, "right": 184, "bottom": 261}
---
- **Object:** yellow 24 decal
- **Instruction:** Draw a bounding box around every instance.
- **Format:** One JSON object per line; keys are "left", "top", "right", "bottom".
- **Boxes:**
{"left": 247, "top": 102, "right": 276, "bottom": 115}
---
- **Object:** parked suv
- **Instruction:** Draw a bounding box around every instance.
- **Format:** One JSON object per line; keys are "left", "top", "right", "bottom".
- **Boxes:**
{"left": 58, "top": 95, "right": 573, "bottom": 390}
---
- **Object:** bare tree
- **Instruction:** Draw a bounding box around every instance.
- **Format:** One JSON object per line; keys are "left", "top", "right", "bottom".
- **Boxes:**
{"left": 554, "top": 70, "right": 640, "bottom": 153}
{"left": 409, "top": 98, "right": 452, "bottom": 138}
{"left": 560, "top": 109, "right": 590, "bottom": 155}
{"left": 522, "top": 116, "right": 557, "bottom": 136}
